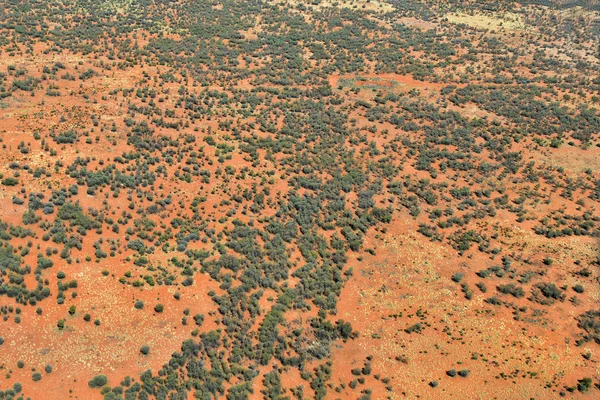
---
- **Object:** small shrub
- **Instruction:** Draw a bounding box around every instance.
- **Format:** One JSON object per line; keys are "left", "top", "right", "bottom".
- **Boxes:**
{"left": 577, "top": 310, "right": 600, "bottom": 344}
{"left": 577, "top": 377, "right": 592, "bottom": 392}
{"left": 485, "top": 296, "right": 502, "bottom": 306}
{"left": 88, "top": 374, "right": 108, "bottom": 388}
{"left": 573, "top": 284, "right": 584, "bottom": 294}
{"left": 2, "top": 177, "right": 18, "bottom": 186}
{"left": 193, "top": 314, "right": 205, "bottom": 326}
{"left": 404, "top": 323, "right": 422, "bottom": 334}
{"left": 497, "top": 284, "right": 525, "bottom": 298}
{"left": 535, "top": 283, "right": 565, "bottom": 301}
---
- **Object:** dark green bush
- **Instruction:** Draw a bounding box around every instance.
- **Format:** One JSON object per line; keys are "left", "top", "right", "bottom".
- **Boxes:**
{"left": 88, "top": 374, "right": 108, "bottom": 388}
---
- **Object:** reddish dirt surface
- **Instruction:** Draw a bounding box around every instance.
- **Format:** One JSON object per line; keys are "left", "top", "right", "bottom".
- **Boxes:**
{"left": 1, "top": 272, "right": 218, "bottom": 399}
{"left": 0, "top": 2, "right": 599, "bottom": 399}
{"left": 330, "top": 214, "right": 599, "bottom": 399}
{"left": 0, "top": 49, "right": 226, "bottom": 398}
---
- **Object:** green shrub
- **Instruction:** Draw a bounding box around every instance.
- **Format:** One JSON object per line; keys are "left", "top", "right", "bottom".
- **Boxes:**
{"left": 88, "top": 374, "right": 108, "bottom": 388}
{"left": 2, "top": 177, "right": 18, "bottom": 186}
{"left": 578, "top": 377, "right": 592, "bottom": 392}
{"left": 573, "top": 284, "right": 584, "bottom": 294}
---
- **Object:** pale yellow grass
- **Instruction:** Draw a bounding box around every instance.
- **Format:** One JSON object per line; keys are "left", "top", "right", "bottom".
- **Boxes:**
{"left": 446, "top": 11, "right": 530, "bottom": 32}
{"left": 535, "top": 146, "right": 600, "bottom": 174}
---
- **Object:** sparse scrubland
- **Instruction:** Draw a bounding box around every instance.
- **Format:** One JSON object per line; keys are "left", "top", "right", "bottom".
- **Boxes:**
{"left": 0, "top": 0, "right": 599, "bottom": 398}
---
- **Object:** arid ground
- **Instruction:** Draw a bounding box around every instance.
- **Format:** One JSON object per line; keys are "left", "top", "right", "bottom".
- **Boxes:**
{"left": 0, "top": 0, "right": 599, "bottom": 399}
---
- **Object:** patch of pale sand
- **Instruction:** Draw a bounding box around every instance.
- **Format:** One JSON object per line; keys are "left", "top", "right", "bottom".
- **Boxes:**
{"left": 445, "top": 11, "right": 533, "bottom": 32}
{"left": 99, "top": 0, "right": 136, "bottom": 15}
{"left": 554, "top": 4, "right": 600, "bottom": 19}
{"left": 533, "top": 145, "right": 600, "bottom": 174}
{"left": 446, "top": 102, "right": 507, "bottom": 123}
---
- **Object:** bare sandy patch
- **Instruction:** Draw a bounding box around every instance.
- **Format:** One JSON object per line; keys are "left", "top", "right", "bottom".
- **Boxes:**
{"left": 445, "top": 11, "right": 531, "bottom": 32}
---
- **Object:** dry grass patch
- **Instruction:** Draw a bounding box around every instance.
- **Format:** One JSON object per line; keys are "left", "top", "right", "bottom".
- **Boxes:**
{"left": 445, "top": 11, "right": 530, "bottom": 32}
